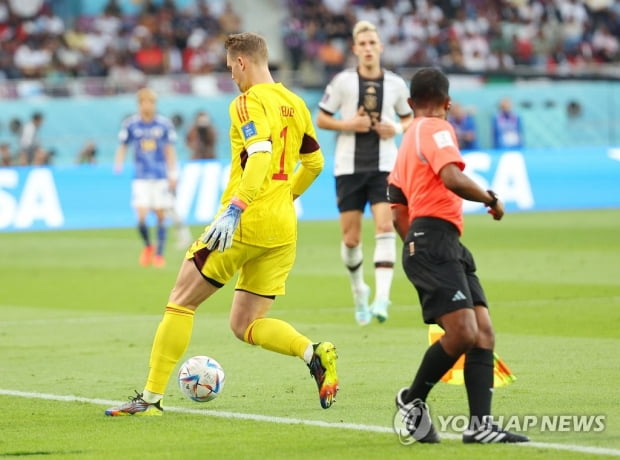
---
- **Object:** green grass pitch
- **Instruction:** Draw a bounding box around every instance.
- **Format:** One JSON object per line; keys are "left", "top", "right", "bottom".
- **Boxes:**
{"left": 1, "top": 209, "right": 619, "bottom": 459}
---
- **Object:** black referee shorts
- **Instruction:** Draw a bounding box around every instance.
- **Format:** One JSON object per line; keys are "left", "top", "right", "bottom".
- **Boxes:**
{"left": 401, "top": 217, "right": 488, "bottom": 324}
{"left": 335, "top": 171, "right": 390, "bottom": 213}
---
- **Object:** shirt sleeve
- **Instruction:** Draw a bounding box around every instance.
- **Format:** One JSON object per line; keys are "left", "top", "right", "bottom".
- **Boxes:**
{"left": 422, "top": 120, "right": 465, "bottom": 174}
{"left": 318, "top": 73, "right": 343, "bottom": 115}
{"left": 395, "top": 78, "right": 412, "bottom": 117}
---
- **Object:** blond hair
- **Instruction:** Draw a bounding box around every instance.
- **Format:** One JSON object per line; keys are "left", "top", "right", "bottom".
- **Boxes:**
{"left": 137, "top": 88, "right": 157, "bottom": 102}
{"left": 352, "top": 20, "right": 378, "bottom": 39}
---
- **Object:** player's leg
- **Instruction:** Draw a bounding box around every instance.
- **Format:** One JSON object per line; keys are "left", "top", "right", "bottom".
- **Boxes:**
{"left": 409, "top": 308, "right": 477, "bottom": 401}
{"left": 459, "top": 248, "right": 496, "bottom": 430}
{"left": 132, "top": 179, "right": 153, "bottom": 266}
{"left": 396, "top": 218, "right": 474, "bottom": 441}
{"left": 105, "top": 238, "right": 237, "bottom": 416}
{"left": 369, "top": 200, "right": 396, "bottom": 322}
{"left": 336, "top": 175, "right": 369, "bottom": 324}
{"left": 461, "top": 305, "right": 529, "bottom": 443}
{"left": 232, "top": 242, "right": 309, "bottom": 357}
{"left": 143, "top": 258, "right": 218, "bottom": 399}
{"left": 339, "top": 209, "right": 371, "bottom": 325}
{"left": 169, "top": 207, "right": 193, "bottom": 249}
{"left": 462, "top": 305, "right": 495, "bottom": 429}
{"left": 394, "top": 307, "right": 475, "bottom": 443}
{"left": 105, "top": 257, "right": 219, "bottom": 416}
{"left": 151, "top": 180, "right": 172, "bottom": 267}
{"left": 336, "top": 174, "right": 374, "bottom": 325}
{"left": 233, "top": 243, "right": 338, "bottom": 409}
{"left": 459, "top": 244, "right": 529, "bottom": 442}
{"left": 167, "top": 187, "right": 193, "bottom": 249}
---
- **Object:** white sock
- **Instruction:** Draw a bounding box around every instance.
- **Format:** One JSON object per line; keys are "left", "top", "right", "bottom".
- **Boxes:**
{"left": 374, "top": 268, "right": 394, "bottom": 302}
{"left": 341, "top": 241, "right": 365, "bottom": 291}
{"left": 303, "top": 343, "right": 314, "bottom": 364}
{"left": 142, "top": 389, "right": 163, "bottom": 403}
{"left": 373, "top": 232, "right": 396, "bottom": 302}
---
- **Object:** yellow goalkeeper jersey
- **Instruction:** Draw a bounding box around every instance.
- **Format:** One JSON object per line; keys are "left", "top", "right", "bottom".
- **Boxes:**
{"left": 220, "top": 82, "right": 324, "bottom": 247}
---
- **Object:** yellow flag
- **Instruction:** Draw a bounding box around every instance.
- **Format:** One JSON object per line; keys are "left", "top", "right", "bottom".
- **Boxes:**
{"left": 428, "top": 324, "right": 516, "bottom": 387}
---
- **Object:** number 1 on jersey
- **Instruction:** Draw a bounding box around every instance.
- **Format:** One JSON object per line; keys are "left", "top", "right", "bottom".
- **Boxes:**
{"left": 272, "top": 125, "right": 288, "bottom": 180}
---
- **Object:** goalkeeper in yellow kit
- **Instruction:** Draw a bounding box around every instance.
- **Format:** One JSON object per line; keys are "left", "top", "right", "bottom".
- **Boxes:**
{"left": 106, "top": 32, "right": 338, "bottom": 416}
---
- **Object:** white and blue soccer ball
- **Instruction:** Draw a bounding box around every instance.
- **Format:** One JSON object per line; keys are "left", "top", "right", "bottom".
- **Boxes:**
{"left": 178, "top": 355, "right": 225, "bottom": 402}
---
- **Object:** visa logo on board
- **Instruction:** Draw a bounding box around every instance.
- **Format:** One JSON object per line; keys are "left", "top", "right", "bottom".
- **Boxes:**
{"left": 0, "top": 168, "right": 64, "bottom": 229}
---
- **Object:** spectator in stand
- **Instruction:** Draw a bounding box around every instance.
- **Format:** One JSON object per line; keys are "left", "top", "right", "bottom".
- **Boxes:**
{"left": 17, "top": 112, "right": 50, "bottom": 165}
{"left": 492, "top": 97, "right": 524, "bottom": 150}
{"left": 13, "top": 36, "right": 52, "bottom": 79}
{"left": 0, "top": 143, "right": 13, "bottom": 166}
{"left": 105, "top": 51, "right": 146, "bottom": 94}
{"left": 448, "top": 102, "right": 479, "bottom": 150}
{"left": 185, "top": 111, "right": 217, "bottom": 160}
{"left": 2, "top": 0, "right": 620, "bottom": 88}
{"left": 591, "top": 23, "right": 619, "bottom": 62}
{"left": 75, "top": 141, "right": 97, "bottom": 164}
{"left": 133, "top": 32, "right": 165, "bottom": 75}
{"left": 218, "top": 1, "right": 242, "bottom": 35}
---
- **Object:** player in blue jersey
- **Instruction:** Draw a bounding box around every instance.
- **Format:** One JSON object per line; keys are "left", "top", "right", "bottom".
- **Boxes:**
{"left": 114, "top": 88, "right": 180, "bottom": 268}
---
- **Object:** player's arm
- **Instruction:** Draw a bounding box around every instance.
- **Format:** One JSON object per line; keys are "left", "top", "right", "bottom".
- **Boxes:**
{"left": 233, "top": 145, "right": 272, "bottom": 209}
{"left": 164, "top": 143, "right": 178, "bottom": 189}
{"left": 399, "top": 114, "right": 413, "bottom": 132}
{"left": 317, "top": 106, "right": 372, "bottom": 133}
{"left": 114, "top": 144, "right": 126, "bottom": 174}
{"left": 439, "top": 163, "right": 504, "bottom": 220}
{"left": 387, "top": 183, "right": 409, "bottom": 240}
{"left": 374, "top": 113, "right": 413, "bottom": 140}
{"left": 114, "top": 121, "right": 130, "bottom": 174}
{"left": 202, "top": 144, "right": 271, "bottom": 252}
{"left": 292, "top": 130, "right": 324, "bottom": 199}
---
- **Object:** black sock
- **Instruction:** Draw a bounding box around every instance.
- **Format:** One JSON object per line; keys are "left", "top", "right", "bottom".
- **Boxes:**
{"left": 138, "top": 223, "right": 150, "bottom": 246}
{"left": 404, "top": 341, "right": 459, "bottom": 403}
{"left": 464, "top": 347, "right": 494, "bottom": 429}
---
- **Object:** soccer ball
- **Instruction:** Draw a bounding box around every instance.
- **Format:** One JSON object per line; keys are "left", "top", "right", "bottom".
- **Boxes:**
{"left": 178, "top": 355, "right": 225, "bottom": 402}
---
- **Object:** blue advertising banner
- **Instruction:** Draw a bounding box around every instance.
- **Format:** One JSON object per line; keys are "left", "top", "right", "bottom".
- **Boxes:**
{"left": 0, "top": 147, "right": 619, "bottom": 232}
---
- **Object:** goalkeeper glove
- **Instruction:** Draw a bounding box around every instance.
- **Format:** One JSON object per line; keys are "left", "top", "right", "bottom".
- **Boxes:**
{"left": 202, "top": 203, "right": 243, "bottom": 252}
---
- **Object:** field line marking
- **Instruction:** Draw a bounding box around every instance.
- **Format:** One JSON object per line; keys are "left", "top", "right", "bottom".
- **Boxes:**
{"left": 1, "top": 389, "right": 619, "bottom": 457}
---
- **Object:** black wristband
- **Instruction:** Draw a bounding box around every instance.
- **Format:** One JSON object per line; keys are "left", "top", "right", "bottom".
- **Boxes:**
{"left": 485, "top": 190, "right": 498, "bottom": 208}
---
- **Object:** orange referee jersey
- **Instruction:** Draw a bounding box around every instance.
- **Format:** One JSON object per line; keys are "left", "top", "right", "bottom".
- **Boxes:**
{"left": 388, "top": 117, "right": 466, "bottom": 234}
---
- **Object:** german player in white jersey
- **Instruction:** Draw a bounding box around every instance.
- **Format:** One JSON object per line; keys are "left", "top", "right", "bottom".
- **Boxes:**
{"left": 317, "top": 20, "right": 412, "bottom": 325}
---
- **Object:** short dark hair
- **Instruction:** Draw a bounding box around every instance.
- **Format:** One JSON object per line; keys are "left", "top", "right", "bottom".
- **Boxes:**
{"left": 409, "top": 67, "right": 450, "bottom": 106}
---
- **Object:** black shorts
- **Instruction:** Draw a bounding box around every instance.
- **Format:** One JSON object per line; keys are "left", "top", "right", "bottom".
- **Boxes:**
{"left": 335, "top": 172, "right": 389, "bottom": 213}
{"left": 401, "top": 217, "right": 488, "bottom": 324}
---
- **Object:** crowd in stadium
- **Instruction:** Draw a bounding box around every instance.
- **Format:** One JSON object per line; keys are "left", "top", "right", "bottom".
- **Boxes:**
{"left": 1, "top": 0, "right": 619, "bottom": 92}
{"left": 288, "top": 0, "right": 620, "bottom": 77}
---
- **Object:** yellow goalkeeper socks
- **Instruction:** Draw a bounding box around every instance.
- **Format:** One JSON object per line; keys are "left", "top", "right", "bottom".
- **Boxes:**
{"left": 145, "top": 303, "right": 195, "bottom": 395}
{"left": 244, "top": 318, "right": 311, "bottom": 359}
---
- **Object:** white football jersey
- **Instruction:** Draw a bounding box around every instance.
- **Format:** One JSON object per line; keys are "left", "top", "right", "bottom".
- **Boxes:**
{"left": 319, "top": 68, "right": 411, "bottom": 176}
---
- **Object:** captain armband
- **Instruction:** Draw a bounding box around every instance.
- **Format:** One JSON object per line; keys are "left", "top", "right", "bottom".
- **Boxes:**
{"left": 247, "top": 140, "right": 272, "bottom": 155}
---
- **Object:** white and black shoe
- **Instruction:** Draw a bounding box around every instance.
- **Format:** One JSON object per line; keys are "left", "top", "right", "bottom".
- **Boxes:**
{"left": 394, "top": 388, "right": 440, "bottom": 443}
{"left": 462, "top": 416, "right": 530, "bottom": 443}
